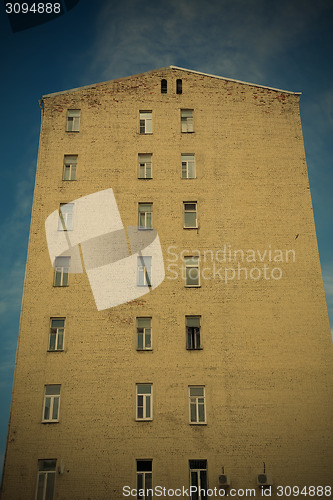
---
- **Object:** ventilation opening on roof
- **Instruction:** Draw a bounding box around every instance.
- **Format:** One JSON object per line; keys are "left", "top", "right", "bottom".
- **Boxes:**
{"left": 176, "top": 79, "right": 182, "bottom": 94}
{"left": 161, "top": 79, "right": 167, "bottom": 94}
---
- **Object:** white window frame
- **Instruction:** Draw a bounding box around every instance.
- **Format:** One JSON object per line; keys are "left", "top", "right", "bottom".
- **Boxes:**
{"left": 189, "top": 387, "right": 206, "bottom": 424}
{"left": 186, "top": 316, "right": 201, "bottom": 350}
{"left": 136, "top": 384, "right": 153, "bottom": 421}
{"left": 184, "top": 256, "right": 200, "bottom": 287}
{"left": 138, "top": 203, "right": 153, "bottom": 229}
{"left": 42, "top": 385, "right": 61, "bottom": 423}
{"left": 189, "top": 460, "right": 208, "bottom": 500}
{"left": 58, "top": 203, "right": 74, "bottom": 231}
{"left": 137, "top": 460, "right": 153, "bottom": 500}
{"left": 49, "top": 318, "right": 65, "bottom": 351}
{"left": 138, "top": 154, "right": 152, "bottom": 179}
{"left": 137, "top": 317, "right": 152, "bottom": 350}
{"left": 54, "top": 257, "right": 70, "bottom": 287}
{"left": 36, "top": 459, "right": 57, "bottom": 500}
{"left": 182, "top": 154, "right": 196, "bottom": 179}
{"left": 63, "top": 155, "right": 77, "bottom": 181}
{"left": 139, "top": 111, "right": 152, "bottom": 134}
{"left": 137, "top": 256, "right": 152, "bottom": 287}
{"left": 184, "top": 202, "right": 198, "bottom": 228}
{"left": 66, "top": 109, "right": 80, "bottom": 132}
{"left": 181, "top": 109, "right": 194, "bottom": 133}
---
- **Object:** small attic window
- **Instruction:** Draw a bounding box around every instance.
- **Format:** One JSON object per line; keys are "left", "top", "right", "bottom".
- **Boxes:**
{"left": 161, "top": 79, "right": 167, "bottom": 94}
{"left": 176, "top": 79, "right": 182, "bottom": 94}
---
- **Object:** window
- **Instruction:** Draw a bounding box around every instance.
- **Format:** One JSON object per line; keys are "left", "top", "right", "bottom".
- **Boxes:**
{"left": 136, "top": 384, "right": 152, "bottom": 420}
{"left": 139, "top": 111, "right": 152, "bottom": 134}
{"left": 184, "top": 256, "right": 200, "bottom": 287}
{"left": 182, "top": 154, "right": 195, "bottom": 178}
{"left": 189, "top": 387, "right": 206, "bottom": 424}
{"left": 189, "top": 460, "right": 207, "bottom": 500}
{"left": 186, "top": 316, "right": 201, "bottom": 349}
{"left": 54, "top": 256, "right": 70, "bottom": 287}
{"left": 137, "top": 460, "right": 152, "bottom": 500}
{"left": 42, "top": 385, "right": 61, "bottom": 422}
{"left": 137, "top": 317, "right": 152, "bottom": 350}
{"left": 184, "top": 202, "right": 197, "bottom": 228}
{"left": 49, "top": 318, "right": 65, "bottom": 351}
{"left": 137, "top": 256, "right": 152, "bottom": 287}
{"left": 66, "top": 109, "right": 80, "bottom": 132}
{"left": 138, "top": 203, "right": 152, "bottom": 229}
{"left": 176, "top": 79, "right": 182, "bottom": 94}
{"left": 138, "top": 154, "right": 152, "bottom": 179}
{"left": 161, "top": 79, "right": 167, "bottom": 93}
{"left": 36, "top": 459, "right": 56, "bottom": 500}
{"left": 63, "top": 155, "right": 77, "bottom": 180}
{"left": 58, "top": 203, "right": 74, "bottom": 231}
{"left": 181, "top": 109, "right": 194, "bottom": 133}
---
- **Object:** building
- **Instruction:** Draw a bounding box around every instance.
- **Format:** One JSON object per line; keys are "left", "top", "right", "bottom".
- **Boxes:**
{"left": 1, "top": 66, "right": 332, "bottom": 500}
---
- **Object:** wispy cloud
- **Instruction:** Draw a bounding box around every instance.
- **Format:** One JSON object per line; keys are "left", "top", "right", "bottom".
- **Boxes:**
{"left": 85, "top": 0, "right": 333, "bottom": 88}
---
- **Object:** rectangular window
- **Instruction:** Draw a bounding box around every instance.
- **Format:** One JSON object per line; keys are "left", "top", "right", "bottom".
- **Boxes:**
{"left": 137, "top": 317, "right": 152, "bottom": 350}
{"left": 54, "top": 256, "right": 70, "bottom": 287}
{"left": 58, "top": 203, "right": 74, "bottom": 231}
{"left": 184, "top": 256, "right": 200, "bottom": 287}
{"left": 138, "top": 154, "right": 152, "bottom": 179}
{"left": 139, "top": 111, "right": 152, "bottom": 134}
{"left": 138, "top": 203, "right": 153, "bottom": 229}
{"left": 184, "top": 202, "right": 197, "bottom": 228}
{"left": 36, "top": 459, "right": 57, "bottom": 500}
{"left": 137, "top": 460, "right": 152, "bottom": 500}
{"left": 42, "top": 385, "right": 61, "bottom": 423}
{"left": 189, "top": 387, "right": 206, "bottom": 424}
{"left": 182, "top": 154, "right": 195, "bottom": 178}
{"left": 186, "top": 316, "right": 201, "bottom": 349}
{"left": 189, "top": 460, "right": 207, "bottom": 500}
{"left": 49, "top": 318, "right": 65, "bottom": 351}
{"left": 66, "top": 109, "right": 80, "bottom": 132}
{"left": 181, "top": 109, "right": 194, "bottom": 133}
{"left": 63, "top": 155, "right": 77, "bottom": 181}
{"left": 136, "top": 384, "right": 152, "bottom": 420}
{"left": 137, "top": 256, "right": 152, "bottom": 287}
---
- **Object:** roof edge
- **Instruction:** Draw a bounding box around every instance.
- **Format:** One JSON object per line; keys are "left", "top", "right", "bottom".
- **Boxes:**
{"left": 42, "top": 66, "right": 301, "bottom": 98}
{"left": 169, "top": 66, "right": 301, "bottom": 95}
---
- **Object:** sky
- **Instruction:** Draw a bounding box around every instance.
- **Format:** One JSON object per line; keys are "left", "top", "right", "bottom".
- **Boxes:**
{"left": 0, "top": 0, "right": 332, "bottom": 480}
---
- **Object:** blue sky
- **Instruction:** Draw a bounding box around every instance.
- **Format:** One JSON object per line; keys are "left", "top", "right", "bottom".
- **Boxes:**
{"left": 0, "top": 0, "right": 332, "bottom": 478}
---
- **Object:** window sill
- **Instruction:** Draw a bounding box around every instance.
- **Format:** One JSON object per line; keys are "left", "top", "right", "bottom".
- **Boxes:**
{"left": 189, "top": 422, "right": 207, "bottom": 426}
{"left": 181, "top": 131, "right": 195, "bottom": 134}
{"left": 53, "top": 285, "right": 69, "bottom": 288}
{"left": 186, "top": 347, "right": 203, "bottom": 350}
{"left": 185, "top": 285, "right": 201, "bottom": 288}
{"left": 139, "top": 133, "right": 153, "bottom": 136}
{"left": 138, "top": 178, "right": 153, "bottom": 180}
{"left": 136, "top": 419, "right": 153, "bottom": 422}
{"left": 138, "top": 227, "right": 153, "bottom": 231}
{"left": 65, "top": 130, "right": 80, "bottom": 133}
{"left": 183, "top": 227, "right": 198, "bottom": 229}
{"left": 136, "top": 348, "right": 153, "bottom": 352}
{"left": 41, "top": 420, "right": 59, "bottom": 424}
{"left": 47, "top": 349, "right": 64, "bottom": 353}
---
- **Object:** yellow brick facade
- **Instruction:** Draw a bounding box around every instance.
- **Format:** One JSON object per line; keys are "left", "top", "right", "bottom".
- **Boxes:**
{"left": 1, "top": 67, "right": 332, "bottom": 499}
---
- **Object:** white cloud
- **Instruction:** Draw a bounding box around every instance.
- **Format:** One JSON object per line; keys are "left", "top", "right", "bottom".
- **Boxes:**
{"left": 85, "top": 0, "right": 333, "bottom": 87}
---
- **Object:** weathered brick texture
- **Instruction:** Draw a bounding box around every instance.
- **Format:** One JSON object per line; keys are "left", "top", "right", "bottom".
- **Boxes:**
{"left": 1, "top": 67, "right": 332, "bottom": 500}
